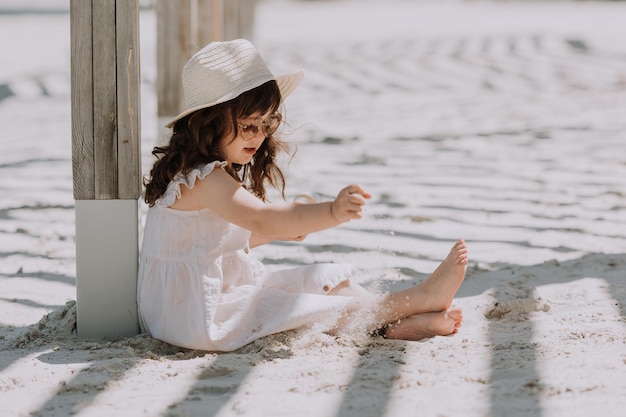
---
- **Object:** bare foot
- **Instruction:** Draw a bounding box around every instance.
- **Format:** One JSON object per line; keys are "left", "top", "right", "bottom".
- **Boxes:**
{"left": 417, "top": 239, "right": 468, "bottom": 311}
{"left": 384, "top": 308, "right": 463, "bottom": 341}
{"left": 375, "top": 240, "right": 468, "bottom": 323}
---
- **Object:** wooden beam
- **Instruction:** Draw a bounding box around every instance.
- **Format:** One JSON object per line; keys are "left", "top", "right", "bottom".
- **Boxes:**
{"left": 116, "top": 0, "right": 141, "bottom": 199}
{"left": 156, "top": 0, "right": 190, "bottom": 118}
{"left": 92, "top": 0, "right": 118, "bottom": 199}
{"left": 156, "top": 0, "right": 259, "bottom": 121}
{"left": 238, "top": 0, "right": 257, "bottom": 41}
{"left": 207, "top": 0, "right": 223, "bottom": 43}
{"left": 70, "top": 0, "right": 94, "bottom": 200}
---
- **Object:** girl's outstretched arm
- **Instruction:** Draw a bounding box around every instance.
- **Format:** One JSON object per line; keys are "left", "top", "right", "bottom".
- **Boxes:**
{"left": 249, "top": 233, "right": 306, "bottom": 248}
{"left": 174, "top": 166, "right": 371, "bottom": 237}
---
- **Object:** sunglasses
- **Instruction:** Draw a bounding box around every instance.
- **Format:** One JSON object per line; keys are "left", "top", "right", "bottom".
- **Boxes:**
{"left": 237, "top": 113, "right": 282, "bottom": 140}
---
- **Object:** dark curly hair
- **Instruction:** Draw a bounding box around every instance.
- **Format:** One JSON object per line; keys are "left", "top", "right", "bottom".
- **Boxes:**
{"left": 144, "top": 80, "right": 289, "bottom": 206}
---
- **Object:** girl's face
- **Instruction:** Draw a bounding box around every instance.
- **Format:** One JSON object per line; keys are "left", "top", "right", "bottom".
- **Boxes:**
{"left": 222, "top": 111, "right": 278, "bottom": 165}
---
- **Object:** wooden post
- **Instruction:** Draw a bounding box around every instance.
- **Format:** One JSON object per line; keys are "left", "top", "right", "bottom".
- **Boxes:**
{"left": 70, "top": 0, "right": 141, "bottom": 338}
{"left": 156, "top": 0, "right": 256, "bottom": 127}
{"left": 156, "top": 0, "right": 195, "bottom": 119}
{"left": 224, "top": 0, "right": 256, "bottom": 41}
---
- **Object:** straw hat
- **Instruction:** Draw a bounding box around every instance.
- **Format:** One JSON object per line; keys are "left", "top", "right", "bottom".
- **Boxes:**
{"left": 166, "top": 39, "right": 304, "bottom": 128}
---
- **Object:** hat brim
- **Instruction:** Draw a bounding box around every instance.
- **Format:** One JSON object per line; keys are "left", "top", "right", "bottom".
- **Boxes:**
{"left": 165, "top": 71, "right": 304, "bottom": 128}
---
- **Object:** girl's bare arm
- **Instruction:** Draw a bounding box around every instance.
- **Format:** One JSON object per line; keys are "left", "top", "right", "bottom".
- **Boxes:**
{"left": 248, "top": 233, "right": 305, "bottom": 248}
{"left": 174, "top": 166, "right": 371, "bottom": 237}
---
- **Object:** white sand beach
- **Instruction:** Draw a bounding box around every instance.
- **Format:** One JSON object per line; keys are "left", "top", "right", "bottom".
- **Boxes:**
{"left": 1, "top": 1, "right": 625, "bottom": 416}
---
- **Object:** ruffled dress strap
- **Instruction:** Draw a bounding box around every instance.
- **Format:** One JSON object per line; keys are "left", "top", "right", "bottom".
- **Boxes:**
{"left": 155, "top": 161, "right": 228, "bottom": 207}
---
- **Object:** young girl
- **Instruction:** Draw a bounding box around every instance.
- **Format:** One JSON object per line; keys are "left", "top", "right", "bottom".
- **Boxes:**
{"left": 138, "top": 39, "right": 468, "bottom": 352}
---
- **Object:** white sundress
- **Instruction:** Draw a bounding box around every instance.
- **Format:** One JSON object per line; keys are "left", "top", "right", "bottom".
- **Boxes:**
{"left": 137, "top": 161, "right": 357, "bottom": 352}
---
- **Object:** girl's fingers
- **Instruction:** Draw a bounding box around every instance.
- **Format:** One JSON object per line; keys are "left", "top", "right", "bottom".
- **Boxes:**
{"left": 347, "top": 194, "right": 365, "bottom": 206}
{"left": 333, "top": 184, "right": 370, "bottom": 222}
{"left": 345, "top": 184, "right": 371, "bottom": 199}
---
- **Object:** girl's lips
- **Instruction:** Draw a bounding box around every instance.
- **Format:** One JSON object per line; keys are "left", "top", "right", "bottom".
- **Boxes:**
{"left": 244, "top": 147, "right": 256, "bottom": 155}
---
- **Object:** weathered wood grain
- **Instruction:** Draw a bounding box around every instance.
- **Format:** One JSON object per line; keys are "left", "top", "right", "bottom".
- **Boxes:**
{"left": 116, "top": 0, "right": 141, "bottom": 199}
{"left": 70, "top": 0, "right": 95, "bottom": 199}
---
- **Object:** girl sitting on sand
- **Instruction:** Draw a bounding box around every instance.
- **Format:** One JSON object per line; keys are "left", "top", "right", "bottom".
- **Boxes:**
{"left": 138, "top": 39, "right": 468, "bottom": 352}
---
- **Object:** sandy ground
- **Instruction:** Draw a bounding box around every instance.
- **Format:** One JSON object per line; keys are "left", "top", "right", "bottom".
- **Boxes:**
{"left": 1, "top": 0, "right": 626, "bottom": 416}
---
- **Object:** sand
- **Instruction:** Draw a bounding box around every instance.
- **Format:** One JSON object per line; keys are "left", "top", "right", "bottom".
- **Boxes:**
{"left": 1, "top": 0, "right": 625, "bottom": 416}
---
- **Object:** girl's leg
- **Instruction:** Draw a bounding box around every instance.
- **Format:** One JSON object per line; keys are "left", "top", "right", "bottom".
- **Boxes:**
{"left": 327, "top": 240, "right": 468, "bottom": 340}
{"left": 383, "top": 308, "right": 463, "bottom": 340}
{"left": 376, "top": 239, "right": 468, "bottom": 326}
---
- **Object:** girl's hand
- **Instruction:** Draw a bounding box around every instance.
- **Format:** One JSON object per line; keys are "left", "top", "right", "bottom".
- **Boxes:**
{"left": 331, "top": 184, "right": 371, "bottom": 223}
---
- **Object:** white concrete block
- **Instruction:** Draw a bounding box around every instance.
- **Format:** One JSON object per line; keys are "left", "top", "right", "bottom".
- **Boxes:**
{"left": 75, "top": 199, "right": 140, "bottom": 338}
